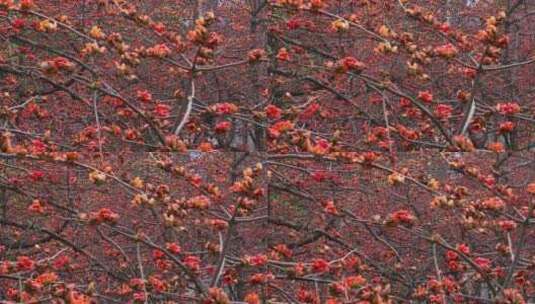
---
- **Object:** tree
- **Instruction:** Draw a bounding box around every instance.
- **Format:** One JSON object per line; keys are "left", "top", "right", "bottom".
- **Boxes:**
{"left": 0, "top": 0, "right": 534, "bottom": 303}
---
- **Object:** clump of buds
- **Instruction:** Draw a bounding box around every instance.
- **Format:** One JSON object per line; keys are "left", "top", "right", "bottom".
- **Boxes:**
{"left": 88, "top": 170, "right": 107, "bottom": 185}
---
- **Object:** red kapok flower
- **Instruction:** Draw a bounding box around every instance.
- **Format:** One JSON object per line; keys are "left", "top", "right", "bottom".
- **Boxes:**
{"left": 249, "top": 272, "right": 274, "bottom": 284}
{"left": 207, "top": 219, "right": 229, "bottom": 231}
{"left": 146, "top": 44, "right": 171, "bottom": 58}
{"left": 28, "top": 170, "right": 45, "bottom": 181}
{"left": 311, "top": 171, "right": 329, "bottom": 182}
{"left": 498, "top": 121, "right": 515, "bottom": 134}
{"left": 488, "top": 142, "right": 505, "bottom": 153}
{"left": 166, "top": 242, "right": 182, "bottom": 254}
{"left": 457, "top": 243, "right": 470, "bottom": 255}
{"left": 183, "top": 255, "right": 201, "bottom": 272}
{"left": 247, "top": 48, "right": 266, "bottom": 63}
{"left": 268, "top": 120, "right": 294, "bottom": 138}
{"left": 338, "top": 56, "right": 366, "bottom": 73}
{"left": 244, "top": 292, "right": 260, "bottom": 304}
{"left": 417, "top": 91, "right": 433, "bottom": 103}
{"left": 299, "top": 103, "right": 320, "bottom": 120}
{"left": 136, "top": 90, "right": 152, "bottom": 103}
{"left": 154, "top": 103, "right": 171, "bottom": 117}
{"left": 388, "top": 209, "right": 416, "bottom": 226}
{"left": 435, "top": 104, "right": 453, "bottom": 119}
{"left": 265, "top": 104, "right": 282, "bottom": 120}
{"left": 17, "top": 256, "right": 35, "bottom": 271}
{"left": 213, "top": 102, "right": 238, "bottom": 115}
{"left": 481, "top": 197, "right": 505, "bottom": 211}
{"left": 498, "top": 220, "right": 517, "bottom": 231}
{"left": 90, "top": 208, "right": 119, "bottom": 224}
{"left": 28, "top": 199, "right": 45, "bottom": 214}
{"left": 463, "top": 68, "right": 477, "bottom": 79}
{"left": 496, "top": 102, "right": 521, "bottom": 115}
{"left": 323, "top": 200, "right": 338, "bottom": 215}
{"left": 474, "top": 257, "right": 491, "bottom": 270}
{"left": 214, "top": 121, "right": 232, "bottom": 134}
{"left": 312, "top": 258, "right": 330, "bottom": 273}
{"left": 245, "top": 254, "right": 268, "bottom": 267}
{"left": 446, "top": 250, "right": 458, "bottom": 261}
{"left": 434, "top": 43, "right": 458, "bottom": 58}
{"left": 345, "top": 275, "right": 367, "bottom": 288}
{"left": 400, "top": 97, "right": 411, "bottom": 108}
{"left": 276, "top": 48, "right": 290, "bottom": 61}
{"left": 35, "top": 272, "right": 58, "bottom": 285}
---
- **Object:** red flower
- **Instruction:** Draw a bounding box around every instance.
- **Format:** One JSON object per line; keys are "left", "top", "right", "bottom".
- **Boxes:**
{"left": 207, "top": 219, "right": 229, "bottom": 231}
{"left": 12, "top": 18, "right": 25, "bottom": 30}
{"left": 31, "top": 139, "right": 47, "bottom": 154}
{"left": 446, "top": 250, "right": 458, "bottom": 261}
{"left": 481, "top": 197, "right": 505, "bottom": 211}
{"left": 323, "top": 200, "right": 338, "bottom": 215}
{"left": 20, "top": 0, "right": 34, "bottom": 10}
{"left": 28, "top": 170, "right": 45, "bottom": 181}
{"left": 311, "top": 171, "right": 329, "bottom": 182}
{"left": 152, "top": 249, "right": 165, "bottom": 260}
{"left": 287, "top": 18, "right": 301, "bottom": 30}
{"left": 244, "top": 293, "right": 260, "bottom": 304}
{"left": 488, "top": 142, "right": 505, "bottom": 153}
{"left": 136, "top": 90, "right": 152, "bottom": 103}
{"left": 51, "top": 57, "right": 74, "bottom": 70}
{"left": 344, "top": 275, "right": 366, "bottom": 288}
{"left": 213, "top": 102, "right": 238, "bottom": 115}
{"left": 246, "top": 254, "right": 268, "bottom": 267}
{"left": 474, "top": 257, "right": 491, "bottom": 270}
{"left": 214, "top": 121, "right": 232, "bottom": 134}
{"left": 53, "top": 255, "right": 70, "bottom": 269}
{"left": 448, "top": 260, "right": 460, "bottom": 272}
{"left": 273, "top": 244, "right": 292, "bottom": 258}
{"left": 247, "top": 49, "right": 266, "bottom": 62}
{"left": 453, "top": 135, "right": 475, "bottom": 152}
{"left": 456, "top": 243, "right": 470, "bottom": 255}
{"left": 265, "top": 104, "right": 282, "bottom": 120}
{"left": 309, "top": 138, "right": 330, "bottom": 155}
{"left": 154, "top": 103, "right": 171, "bottom": 117}
{"left": 28, "top": 199, "right": 45, "bottom": 214}
{"left": 276, "top": 48, "right": 290, "bottom": 61}
{"left": 183, "top": 255, "right": 201, "bottom": 272}
{"left": 434, "top": 43, "right": 458, "bottom": 59}
{"left": 399, "top": 98, "right": 411, "bottom": 108}
{"left": 133, "top": 292, "right": 147, "bottom": 302}
{"left": 312, "top": 258, "right": 330, "bottom": 273}
{"left": 188, "top": 195, "right": 211, "bottom": 209}
{"left": 268, "top": 120, "right": 294, "bottom": 138}
{"left": 17, "top": 256, "right": 35, "bottom": 271}
{"left": 152, "top": 22, "right": 166, "bottom": 34}
{"left": 389, "top": 210, "right": 416, "bottom": 226}
{"left": 417, "top": 91, "right": 433, "bottom": 103}
{"left": 435, "top": 104, "right": 453, "bottom": 119}
{"left": 498, "top": 121, "right": 515, "bottom": 134}
{"left": 249, "top": 272, "right": 274, "bottom": 284}
{"left": 297, "top": 287, "right": 317, "bottom": 302}
{"left": 496, "top": 102, "right": 521, "bottom": 115}
{"left": 146, "top": 44, "right": 171, "bottom": 58}
{"left": 90, "top": 208, "right": 119, "bottom": 224}
{"left": 35, "top": 272, "right": 58, "bottom": 285}
{"left": 338, "top": 56, "right": 366, "bottom": 73}
{"left": 149, "top": 276, "right": 167, "bottom": 292}
{"left": 166, "top": 242, "right": 182, "bottom": 254}
{"left": 463, "top": 68, "right": 477, "bottom": 79}
{"left": 397, "top": 125, "right": 420, "bottom": 140}
{"left": 299, "top": 103, "right": 320, "bottom": 120}
{"left": 498, "top": 220, "right": 517, "bottom": 231}
{"left": 437, "top": 22, "right": 450, "bottom": 33}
